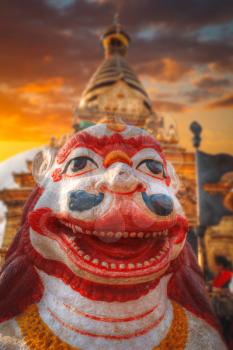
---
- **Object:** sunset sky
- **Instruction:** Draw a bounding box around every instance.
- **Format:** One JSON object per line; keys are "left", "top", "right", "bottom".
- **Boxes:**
{"left": 0, "top": 0, "right": 233, "bottom": 161}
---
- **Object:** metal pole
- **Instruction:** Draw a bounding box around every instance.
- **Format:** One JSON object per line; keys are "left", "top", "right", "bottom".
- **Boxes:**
{"left": 190, "top": 121, "right": 209, "bottom": 278}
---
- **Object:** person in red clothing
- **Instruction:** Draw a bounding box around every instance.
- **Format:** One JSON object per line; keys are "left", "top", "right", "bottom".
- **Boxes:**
{"left": 213, "top": 255, "right": 232, "bottom": 290}
{"left": 211, "top": 255, "right": 233, "bottom": 348}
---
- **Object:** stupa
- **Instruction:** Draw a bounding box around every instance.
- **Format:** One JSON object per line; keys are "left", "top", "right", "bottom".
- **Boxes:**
{"left": 74, "top": 15, "right": 155, "bottom": 131}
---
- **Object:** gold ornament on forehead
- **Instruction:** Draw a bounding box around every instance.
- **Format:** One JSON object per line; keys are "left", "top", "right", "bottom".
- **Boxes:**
{"left": 98, "top": 114, "right": 127, "bottom": 132}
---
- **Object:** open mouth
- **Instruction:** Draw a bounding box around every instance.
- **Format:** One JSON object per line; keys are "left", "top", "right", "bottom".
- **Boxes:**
{"left": 29, "top": 208, "right": 188, "bottom": 282}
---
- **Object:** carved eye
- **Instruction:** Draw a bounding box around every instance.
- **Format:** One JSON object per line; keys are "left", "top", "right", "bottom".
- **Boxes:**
{"left": 137, "top": 159, "right": 165, "bottom": 178}
{"left": 64, "top": 156, "right": 98, "bottom": 176}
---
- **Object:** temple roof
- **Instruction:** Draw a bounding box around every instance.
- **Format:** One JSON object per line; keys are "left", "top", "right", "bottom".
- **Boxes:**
{"left": 74, "top": 19, "right": 155, "bottom": 130}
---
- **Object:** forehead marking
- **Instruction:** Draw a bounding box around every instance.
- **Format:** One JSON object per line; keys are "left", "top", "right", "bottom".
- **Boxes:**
{"left": 57, "top": 132, "right": 164, "bottom": 165}
{"left": 104, "top": 150, "right": 132, "bottom": 168}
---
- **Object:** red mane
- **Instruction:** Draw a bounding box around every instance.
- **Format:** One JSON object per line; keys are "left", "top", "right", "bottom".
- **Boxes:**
{"left": 0, "top": 186, "right": 220, "bottom": 333}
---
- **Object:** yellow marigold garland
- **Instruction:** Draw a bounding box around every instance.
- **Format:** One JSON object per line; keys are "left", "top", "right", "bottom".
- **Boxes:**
{"left": 17, "top": 302, "right": 188, "bottom": 350}
{"left": 17, "top": 304, "right": 77, "bottom": 350}
{"left": 153, "top": 302, "right": 188, "bottom": 350}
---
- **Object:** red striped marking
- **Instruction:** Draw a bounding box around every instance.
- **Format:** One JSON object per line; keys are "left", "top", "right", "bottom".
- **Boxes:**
{"left": 63, "top": 302, "right": 158, "bottom": 322}
{"left": 47, "top": 306, "right": 165, "bottom": 340}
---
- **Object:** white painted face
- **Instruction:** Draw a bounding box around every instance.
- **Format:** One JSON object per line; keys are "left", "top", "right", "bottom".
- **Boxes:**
{"left": 29, "top": 124, "right": 188, "bottom": 285}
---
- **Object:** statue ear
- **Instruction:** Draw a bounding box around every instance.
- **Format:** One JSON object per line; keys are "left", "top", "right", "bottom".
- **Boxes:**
{"left": 167, "top": 161, "right": 180, "bottom": 194}
{"left": 32, "top": 148, "right": 57, "bottom": 185}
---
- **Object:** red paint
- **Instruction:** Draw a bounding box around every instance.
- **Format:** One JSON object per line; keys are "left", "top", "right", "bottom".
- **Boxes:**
{"left": 51, "top": 168, "right": 62, "bottom": 182}
{"left": 0, "top": 178, "right": 221, "bottom": 337}
{"left": 29, "top": 206, "right": 188, "bottom": 240}
{"left": 0, "top": 204, "right": 220, "bottom": 334}
{"left": 63, "top": 302, "right": 158, "bottom": 322}
{"left": 98, "top": 183, "right": 146, "bottom": 195}
{"left": 57, "top": 132, "right": 166, "bottom": 167}
{"left": 47, "top": 306, "right": 165, "bottom": 340}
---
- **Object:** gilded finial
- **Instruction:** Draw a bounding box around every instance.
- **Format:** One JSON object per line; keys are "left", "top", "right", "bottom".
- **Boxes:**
{"left": 113, "top": 12, "right": 120, "bottom": 26}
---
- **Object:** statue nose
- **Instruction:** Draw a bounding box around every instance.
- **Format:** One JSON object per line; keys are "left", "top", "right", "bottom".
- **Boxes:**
{"left": 96, "top": 163, "right": 144, "bottom": 194}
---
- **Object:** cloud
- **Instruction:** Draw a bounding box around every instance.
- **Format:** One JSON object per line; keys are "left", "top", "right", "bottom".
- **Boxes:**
{"left": 194, "top": 76, "right": 231, "bottom": 89}
{"left": 185, "top": 75, "right": 233, "bottom": 103}
{"left": 153, "top": 100, "right": 189, "bottom": 113}
{"left": 17, "top": 78, "right": 65, "bottom": 94}
{"left": 137, "top": 58, "right": 194, "bottom": 82}
{"left": 207, "top": 94, "right": 233, "bottom": 109}
{"left": 0, "top": 0, "right": 232, "bottom": 156}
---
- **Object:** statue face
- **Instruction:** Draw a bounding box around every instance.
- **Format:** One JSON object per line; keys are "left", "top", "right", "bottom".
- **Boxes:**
{"left": 29, "top": 124, "right": 188, "bottom": 285}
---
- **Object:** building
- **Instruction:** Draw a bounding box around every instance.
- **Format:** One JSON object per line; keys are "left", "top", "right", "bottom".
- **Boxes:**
{"left": 0, "top": 21, "right": 197, "bottom": 261}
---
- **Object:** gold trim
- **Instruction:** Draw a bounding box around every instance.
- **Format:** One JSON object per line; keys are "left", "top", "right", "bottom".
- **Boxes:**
{"left": 102, "top": 33, "right": 129, "bottom": 51}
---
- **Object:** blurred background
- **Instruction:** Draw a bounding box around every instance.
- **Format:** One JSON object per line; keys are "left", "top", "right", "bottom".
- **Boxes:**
{"left": 0, "top": 0, "right": 232, "bottom": 346}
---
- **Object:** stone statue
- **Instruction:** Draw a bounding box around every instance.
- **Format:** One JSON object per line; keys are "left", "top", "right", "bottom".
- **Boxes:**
{"left": 0, "top": 123, "right": 227, "bottom": 349}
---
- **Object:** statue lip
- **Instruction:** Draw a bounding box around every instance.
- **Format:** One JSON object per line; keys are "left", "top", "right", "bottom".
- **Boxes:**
{"left": 29, "top": 208, "right": 188, "bottom": 282}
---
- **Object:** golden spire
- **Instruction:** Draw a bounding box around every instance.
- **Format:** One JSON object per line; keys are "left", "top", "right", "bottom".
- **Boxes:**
{"left": 101, "top": 14, "right": 130, "bottom": 58}
{"left": 74, "top": 19, "right": 157, "bottom": 132}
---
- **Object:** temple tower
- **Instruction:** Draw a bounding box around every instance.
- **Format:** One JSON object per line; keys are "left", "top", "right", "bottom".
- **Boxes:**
{"left": 74, "top": 18, "right": 157, "bottom": 131}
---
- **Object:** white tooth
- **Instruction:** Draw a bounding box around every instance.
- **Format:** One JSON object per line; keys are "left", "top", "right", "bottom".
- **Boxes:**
{"left": 100, "top": 231, "right": 106, "bottom": 237}
{"left": 116, "top": 232, "right": 122, "bottom": 238}
{"left": 92, "top": 258, "right": 99, "bottom": 264}
{"left": 78, "top": 250, "right": 84, "bottom": 256}
{"left": 107, "top": 232, "right": 114, "bottom": 237}
{"left": 145, "top": 233, "right": 151, "bottom": 238}
{"left": 84, "top": 255, "right": 90, "bottom": 261}
{"left": 137, "top": 232, "right": 144, "bottom": 238}
{"left": 110, "top": 263, "right": 116, "bottom": 269}
{"left": 153, "top": 232, "right": 157, "bottom": 237}
{"left": 128, "top": 263, "right": 135, "bottom": 269}
{"left": 136, "top": 263, "right": 143, "bottom": 268}
{"left": 86, "top": 230, "right": 91, "bottom": 235}
{"left": 150, "top": 258, "right": 156, "bottom": 262}
{"left": 130, "top": 232, "right": 136, "bottom": 238}
{"left": 144, "top": 261, "right": 150, "bottom": 266}
{"left": 101, "top": 261, "right": 108, "bottom": 268}
{"left": 155, "top": 255, "right": 159, "bottom": 259}
{"left": 119, "top": 263, "right": 125, "bottom": 269}
{"left": 123, "top": 232, "right": 128, "bottom": 238}
{"left": 93, "top": 230, "right": 98, "bottom": 236}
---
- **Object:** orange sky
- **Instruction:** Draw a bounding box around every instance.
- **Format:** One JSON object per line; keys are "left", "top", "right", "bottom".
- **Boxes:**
{"left": 0, "top": 0, "right": 232, "bottom": 161}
